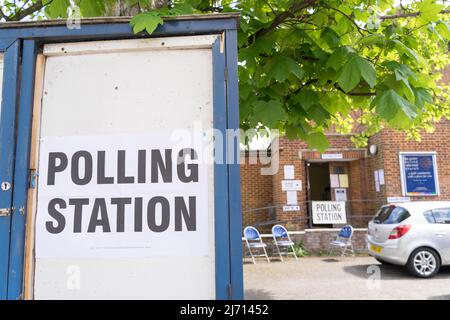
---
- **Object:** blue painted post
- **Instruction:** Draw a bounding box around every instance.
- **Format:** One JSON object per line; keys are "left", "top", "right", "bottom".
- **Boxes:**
{"left": 8, "top": 40, "right": 37, "bottom": 300}
{"left": 225, "top": 29, "right": 244, "bottom": 300}
{"left": 213, "top": 37, "right": 231, "bottom": 300}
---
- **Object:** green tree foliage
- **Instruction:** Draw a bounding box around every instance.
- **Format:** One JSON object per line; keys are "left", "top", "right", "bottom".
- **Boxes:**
{"left": 1, "top": 0, "right": 450, "bottom": 151}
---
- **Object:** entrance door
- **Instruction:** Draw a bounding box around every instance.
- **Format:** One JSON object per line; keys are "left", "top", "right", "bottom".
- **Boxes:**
{"left": 0, "top": 41, "right": 20, "bottom": 299}
{"left": 308, "top": 163, "right": 331, "bottom": 201}
{"left": 307, "top": 162, "right": 332, "bottom": 227}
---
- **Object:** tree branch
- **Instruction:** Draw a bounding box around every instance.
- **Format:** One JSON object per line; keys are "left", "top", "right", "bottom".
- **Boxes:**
{"left": 247, "top": 0, "right": 318, "bottom": 45}
{"left": 7, "top": 0, "right": 47, "bottom": 21}
{"left": 334, "top": 84, "right": 376, "bottom": 96}
{"left": 244, "top": 1, "right": 449, "bottom": 47}
{"left": 0, "top": 7, "right": 7, "bottom": 21}
{"left": 323, "top": 4, "right": 367, "bottom": 36}
{"left": 380, "top": 9, "right": 450, "bottom": 20}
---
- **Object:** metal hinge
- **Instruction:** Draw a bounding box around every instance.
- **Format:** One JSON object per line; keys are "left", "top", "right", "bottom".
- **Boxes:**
{"left": 227, "top": 283, "right": 232, "bottom": 299}
{"left": 30, "top": 170, "right": 39, "bottom": 189}
{"left": 224, "top": 67, "right": 228, "bottom": 82}
{"left": 0, "top": 208, "right": 11, "bottom": 217}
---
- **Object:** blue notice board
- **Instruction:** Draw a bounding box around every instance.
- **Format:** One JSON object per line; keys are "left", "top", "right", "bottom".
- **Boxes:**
{"left": 400, "top": 153, "right": 439, "bottom": 196}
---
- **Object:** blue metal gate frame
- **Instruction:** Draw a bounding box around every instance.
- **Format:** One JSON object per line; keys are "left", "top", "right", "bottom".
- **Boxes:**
{"left": 0, "top": 39, "right": 21, "bottom": 300}
{"left": 0, "top": 14, "right": 243, "bottom": 300}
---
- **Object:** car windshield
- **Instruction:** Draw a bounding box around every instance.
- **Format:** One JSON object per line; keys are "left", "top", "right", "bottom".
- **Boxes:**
{"left": 373, "top": 206, "right": 410, "bottom": 224}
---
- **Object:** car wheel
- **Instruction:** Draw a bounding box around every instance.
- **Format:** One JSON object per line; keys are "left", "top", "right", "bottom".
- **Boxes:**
{"left": 407, "top": 248, "right": 440, "bottom": 278}
{"left": 375, "top": 258, "right": 394, "bottom": 266}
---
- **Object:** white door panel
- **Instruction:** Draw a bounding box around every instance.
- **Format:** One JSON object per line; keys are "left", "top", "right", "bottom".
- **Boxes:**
{"left": 34, "top": 36, "right": 217, "bottom": 299}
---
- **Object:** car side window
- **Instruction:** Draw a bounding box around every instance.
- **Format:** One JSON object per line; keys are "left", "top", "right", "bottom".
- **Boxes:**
{"left": 432, "top": 208, "right": 450, "bottom": 224}
{"left": 424, "top": 208, "right": 450, "bottom": 224}
{"left": 423, "top": 210, "right": 436, "bottom": 223}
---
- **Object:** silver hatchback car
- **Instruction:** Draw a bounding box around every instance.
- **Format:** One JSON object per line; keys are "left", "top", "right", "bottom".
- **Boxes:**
{"left": 368, "top": 201, "right": 450, "bottom": 278}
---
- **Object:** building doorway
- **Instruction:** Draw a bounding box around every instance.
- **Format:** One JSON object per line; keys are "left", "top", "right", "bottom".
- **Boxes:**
{"left": 307, "top": 161, "right": 351, "bottom": 228}
{"left": 307, "top": 162, "right": 331, "bottom": 201}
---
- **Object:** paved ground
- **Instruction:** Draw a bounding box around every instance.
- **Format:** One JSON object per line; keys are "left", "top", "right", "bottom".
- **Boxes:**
{"left": 244, "top": 256, "right": 450, "bottom": 300}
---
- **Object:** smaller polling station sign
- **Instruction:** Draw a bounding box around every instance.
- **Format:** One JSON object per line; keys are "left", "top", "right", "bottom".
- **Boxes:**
{"left": 311, "top": 201, "right": 347, "bottom": 224}
{"left": 400, "top": 152, "right": 439, "bottom": 196}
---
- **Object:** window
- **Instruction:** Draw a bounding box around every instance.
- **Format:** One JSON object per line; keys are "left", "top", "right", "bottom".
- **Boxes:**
{"left": 423, "top": 208, "right": 450, "bottom": 224}
{"left": 373, "top": 206, "right": 411, "bottom": 224}
{"left": 423, "top": 211, "right": 436, "bottom": 223}
{"left": 333, "top": 166, "right": 345, "bottom": 174}
{"left": 399, "top": 152, "right": 439, "bottom": 196}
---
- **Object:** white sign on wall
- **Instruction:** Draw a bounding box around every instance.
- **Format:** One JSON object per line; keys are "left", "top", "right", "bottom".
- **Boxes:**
{"left": 387, "top": 196, "right": 411, "bottom": 203}
{"left": 35, "top": 134, "right": 209, "bottom": 258}
{"left": 330, "top": 174, "right": 339, "bottom": 188}
{"left": 321, "top": 153, "right": 343, "bottom": 160}
{"left": 286, "top": 191, "right": 298, "bottom": 205}
{"left": 374, "top": 170, "right": 380, "bottom": 192}
{"left": 334, "top": 188, "right": 347, "bottom": 201}
{"left": 283, "top": 205, "right": 300, "bottom": 212}
{"left": 284, "top": 165, "right": 295, "bottom": 179}
{"left": 378, "top": 169, "right": 385, "bottom": 185}
{"left": 282, "top": 180, "right": 302, "bottom": 191}
{"left": 311, "top": 201, "right": 347, "bottom": 224}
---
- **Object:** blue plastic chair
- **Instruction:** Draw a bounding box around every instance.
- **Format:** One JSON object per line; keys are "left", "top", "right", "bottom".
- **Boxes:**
{"left": 243, "top": 226, "right": 270, "bottom": 264}
{"left": 329, "top": 225, "right": 355, "bottom": 257}
{"left": 272, "top": 224, "right": 298, "bottom": 261}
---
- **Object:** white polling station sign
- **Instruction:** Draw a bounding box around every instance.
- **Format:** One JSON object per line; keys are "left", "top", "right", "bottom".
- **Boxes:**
{"left": 35, "top": 134, "right": 209, "bottom": 258}
{"left": 312, "top": 201, "right": 347, "bottom": 224}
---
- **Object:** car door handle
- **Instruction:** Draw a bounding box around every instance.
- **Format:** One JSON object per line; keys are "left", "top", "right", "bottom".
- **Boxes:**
{"left": 435, "top": 231, "right": 446, "bottom": 237}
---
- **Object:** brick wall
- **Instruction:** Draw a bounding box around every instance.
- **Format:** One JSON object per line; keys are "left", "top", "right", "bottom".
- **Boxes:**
{"left": 298, "top": 229, "right": 368, "bottom": 254}
{"left": 272, "top": 137, "right": 308, "bottom": 230}
{"left": 379, "top": 121, "right": 450, "bottom": 201}
{"left": 360, "top": 132, "right": 387, "bottom": 220}
{"left": 347, "top": 159, "right": 373, "bottom": 226}
{"left": 240, "top": 153, "right": 273, "bottom": 229}
{"left": 440, "top": 65, "right": 450, "bottom": 84}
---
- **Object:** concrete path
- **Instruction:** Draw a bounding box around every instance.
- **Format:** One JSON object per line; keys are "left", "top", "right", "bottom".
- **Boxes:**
{"left": 244, "top": 256, "right": 450, "bottom": 300}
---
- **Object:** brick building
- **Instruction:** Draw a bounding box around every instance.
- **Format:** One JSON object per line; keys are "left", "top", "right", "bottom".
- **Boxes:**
{"left": 241, "top": 120, "right": 450, "bottom": 234}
